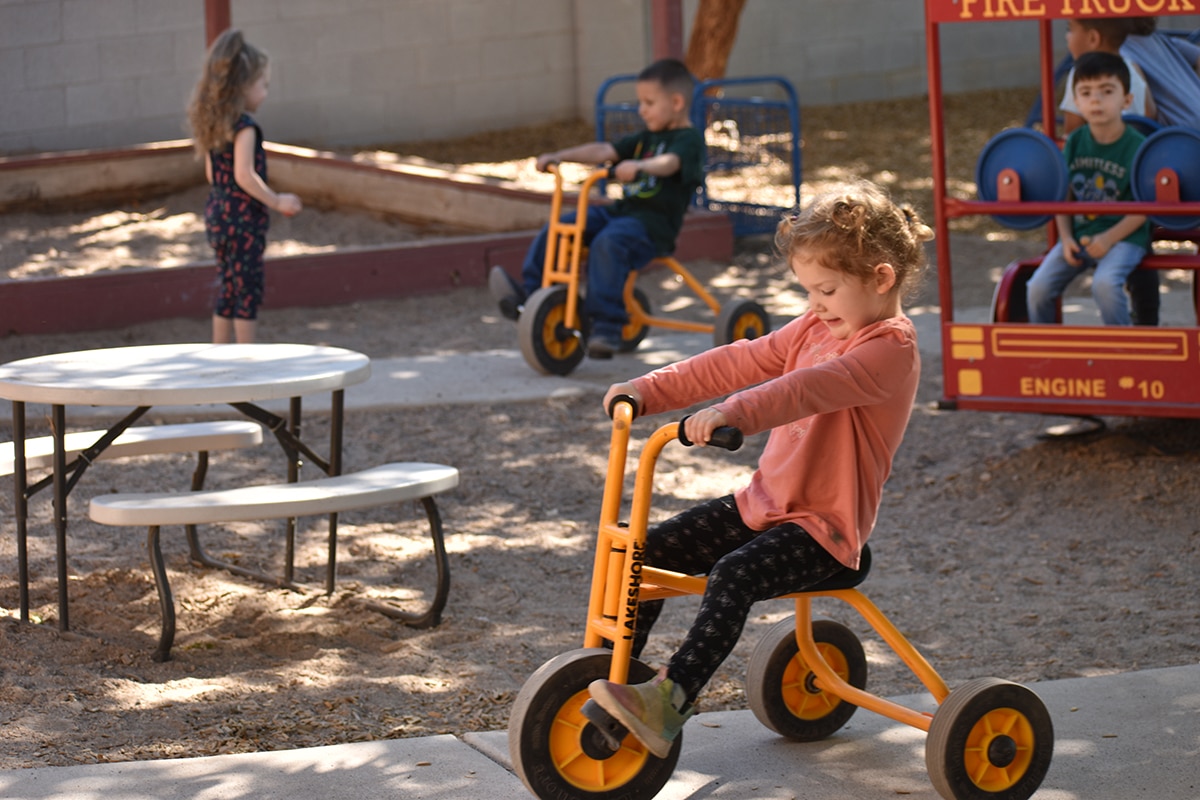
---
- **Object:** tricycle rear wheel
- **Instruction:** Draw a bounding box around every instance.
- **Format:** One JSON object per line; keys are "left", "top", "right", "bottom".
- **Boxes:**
{"left": 714, "top": 299, "right": 771, "bottom": 347}
{"left": 619, "top": 287, "right": 652, "bottom": 353}
{"left": 746, "top": 616, "right": 867, "bottom": 740}
{"left": 925, "top": 677, "right": 1053, "bottom": 800}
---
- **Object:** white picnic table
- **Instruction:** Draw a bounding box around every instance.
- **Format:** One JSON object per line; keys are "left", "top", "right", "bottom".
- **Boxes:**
{"left": 0, "top": 343, "right": 371, "bottom": 629}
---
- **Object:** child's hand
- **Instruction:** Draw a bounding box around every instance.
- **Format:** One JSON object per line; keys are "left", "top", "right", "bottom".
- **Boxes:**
{"left": 602, "top": 382, "right": 642, "bottom": 417}
{"left": 276, "top": 193, "right": 302, "bottom": 216}
{"left": 1080, "top": 234, "right": 1111, "bottom": 261}
{"left": 1062, "top": 235, "right": 1084, "bottom": 268}
{"left": 684, "top": 407, "right": 729, "bottom": 447}
{"left": 535, "top": 154, "right": 559, "bottom": 173}
{"left": 612, "top": 160, "right": 642, "bottom": 183}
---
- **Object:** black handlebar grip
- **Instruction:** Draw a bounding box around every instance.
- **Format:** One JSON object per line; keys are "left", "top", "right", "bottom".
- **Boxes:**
{"left": 708, "top": 427, "right": 744, "bottom": 451}
{"left": 677, "top": 416, "right": 744, "bottom": 451}
{"left": 607, "top": 393, "right": 640, "bottom": 419}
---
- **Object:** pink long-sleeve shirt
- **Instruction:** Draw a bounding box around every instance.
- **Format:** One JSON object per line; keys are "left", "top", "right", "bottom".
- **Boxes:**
{"left": 632, "top": 312, "right": 920, "bottom": 569}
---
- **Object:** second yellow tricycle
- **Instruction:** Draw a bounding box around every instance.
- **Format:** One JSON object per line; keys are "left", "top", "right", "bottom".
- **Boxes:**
{"left": 517, "top": 165, "right": 771, "bottom": 375}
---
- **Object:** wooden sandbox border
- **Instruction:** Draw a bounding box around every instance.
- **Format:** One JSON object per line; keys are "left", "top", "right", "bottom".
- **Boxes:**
{"left": 0, "top": 142, "right": 732, "bottom": 337}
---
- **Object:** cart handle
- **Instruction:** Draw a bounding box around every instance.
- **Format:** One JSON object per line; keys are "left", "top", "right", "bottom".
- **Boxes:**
{"left": 677, "top": 415, "right": 744, "bottom": 451}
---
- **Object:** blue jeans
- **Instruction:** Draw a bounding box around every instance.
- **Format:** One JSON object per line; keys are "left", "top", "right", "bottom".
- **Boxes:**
{"left": 1026, "top": 240, "right": 1147, "bottom": 326}
{"left": 520, "top": 206, "right": 658, "bottom": 338}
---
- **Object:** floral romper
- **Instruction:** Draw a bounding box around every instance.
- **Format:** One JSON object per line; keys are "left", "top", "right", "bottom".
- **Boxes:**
{"left": 206, "top": 113, "right": 269, "bottom": 320}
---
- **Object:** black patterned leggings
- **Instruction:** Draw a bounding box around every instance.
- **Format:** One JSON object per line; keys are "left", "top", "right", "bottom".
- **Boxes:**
{"left": 632, "top": 495, "right": 845, "bottom": 704}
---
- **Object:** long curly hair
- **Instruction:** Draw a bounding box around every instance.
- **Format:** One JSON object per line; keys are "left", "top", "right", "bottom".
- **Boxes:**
{"left": 186, "top": 29, "right": 268, "bottom": 157}
{"left": 775, "top": 180, "right": 934, "bottom": 299}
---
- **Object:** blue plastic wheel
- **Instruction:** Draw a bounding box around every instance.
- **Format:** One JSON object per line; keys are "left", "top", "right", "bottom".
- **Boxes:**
{"left": 1131, "top": 127, "right": 1200, "bottom": 230}
{"left": 976, "top": 129, "right": 1067, "bottom": 230}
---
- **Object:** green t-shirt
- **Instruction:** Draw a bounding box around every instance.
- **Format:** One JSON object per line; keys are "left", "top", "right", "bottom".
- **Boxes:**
{"left": 1063, "top": 124, "right": 1150, "bottom": 250}
{"left": 611, "top": 126, "right": 705, "bottom": 255}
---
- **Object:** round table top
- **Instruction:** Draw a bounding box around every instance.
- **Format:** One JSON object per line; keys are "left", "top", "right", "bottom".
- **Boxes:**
{"left": 0, "top": 343, "right": 371, "bottom": 406}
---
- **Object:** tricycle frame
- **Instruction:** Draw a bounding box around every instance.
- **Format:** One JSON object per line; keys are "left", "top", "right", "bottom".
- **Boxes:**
{"left": 585, "top": 401, "right": 950, "bottom": 728}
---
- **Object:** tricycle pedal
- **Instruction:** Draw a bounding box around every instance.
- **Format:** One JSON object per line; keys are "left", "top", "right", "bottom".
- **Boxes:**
{"left": 581, "top": 698, "right": 629, "bottom": 754}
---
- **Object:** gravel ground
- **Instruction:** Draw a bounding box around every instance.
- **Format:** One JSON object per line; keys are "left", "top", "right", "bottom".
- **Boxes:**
{"left": 1, "top": 87, "right": 1198, "bottom": 770}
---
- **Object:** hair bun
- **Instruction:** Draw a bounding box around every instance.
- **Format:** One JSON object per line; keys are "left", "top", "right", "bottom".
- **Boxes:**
{"left": 831, "top": 198, "right": 867, "bottom": 233}
{"left": 900, "top": 204, "right": 934, "bottom": 243}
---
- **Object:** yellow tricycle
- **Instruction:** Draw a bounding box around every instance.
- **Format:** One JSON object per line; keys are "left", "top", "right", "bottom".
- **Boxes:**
{"left": 517, "top": 165, "right": 771, "bottom": 375}
{"left": 508, "top": 397, "right": 1054, "bottom": 800}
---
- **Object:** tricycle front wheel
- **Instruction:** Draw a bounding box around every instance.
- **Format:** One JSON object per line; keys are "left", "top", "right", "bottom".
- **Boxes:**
{"left": 509, "top": 648, "right": 680, "bottom": 800}
{"left": 519, "top": 285, "right": 586, "bottom": 375}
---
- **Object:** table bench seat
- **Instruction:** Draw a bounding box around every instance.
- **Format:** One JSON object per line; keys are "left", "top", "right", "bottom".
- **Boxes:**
{"left": 88, "top": 461, "right": 460, "bottom": 660}
{"left": 90, "top": 462, "right": 459, "bottom": 525}
{"left": 1, "top": 420, "right": 264, "bottom": 476}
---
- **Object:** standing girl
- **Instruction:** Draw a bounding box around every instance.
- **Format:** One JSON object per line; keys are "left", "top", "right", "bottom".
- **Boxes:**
{"left": 588, "top": 179, "right": 933, "bottom": 758}
{"left": 187, "top": 29, "right": 301, "bottom": 344}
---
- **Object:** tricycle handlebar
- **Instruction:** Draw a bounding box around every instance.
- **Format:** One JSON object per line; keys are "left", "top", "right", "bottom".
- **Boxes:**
{"left": 607, "top": 394, "right": 640, "bottom": 419}
{"left": 677, "top": 416, "right": 744, "bottom": 451}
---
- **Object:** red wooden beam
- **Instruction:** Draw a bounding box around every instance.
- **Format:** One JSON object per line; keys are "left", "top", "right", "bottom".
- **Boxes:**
{"left": 205, "top": 0, "right": 231, "bottom": 46}
{"left": 650, "top": 0, "right": 684, "bottom": 60}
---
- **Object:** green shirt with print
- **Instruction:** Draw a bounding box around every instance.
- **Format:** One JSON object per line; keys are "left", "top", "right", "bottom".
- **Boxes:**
{"left": 1064, "top": 123, "right": 1150, "bottom": 250}
{"left": 611, "top": 126, "right": 705, "bottom": 255}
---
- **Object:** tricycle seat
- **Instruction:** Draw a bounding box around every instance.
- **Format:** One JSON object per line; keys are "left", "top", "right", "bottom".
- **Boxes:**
{"left": 801, "top": 544, "right": 871, "bottom": 592}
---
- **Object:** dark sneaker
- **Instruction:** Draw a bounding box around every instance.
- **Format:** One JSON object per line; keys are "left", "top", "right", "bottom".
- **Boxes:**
{"left": 488, "top": 266, "right": 525, "bottom": 321}
{"left": 586, "top": 333, "right": 620, "bottom": 359}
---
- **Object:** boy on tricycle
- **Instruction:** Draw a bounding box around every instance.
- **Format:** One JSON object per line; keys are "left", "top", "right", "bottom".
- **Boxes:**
{"left": 489, "top": 57, "right": 704, "bottom": 359}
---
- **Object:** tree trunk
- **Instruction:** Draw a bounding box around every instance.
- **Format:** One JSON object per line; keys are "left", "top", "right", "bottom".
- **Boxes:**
{"left": 684, "top": 0, "right": 747, "bottom": 81}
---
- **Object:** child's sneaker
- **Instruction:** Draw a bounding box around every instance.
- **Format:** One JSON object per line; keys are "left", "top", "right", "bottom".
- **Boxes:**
{"left": 488, "top": 266, "right": 525, "bottom": 321}
{"left": 586, "top": 333, "right": 620, "bottom": 359}
{"left": 587, "top": 672, "right": 694, "bottom": 758}
{"left": 586, "top": 323, "right": 623, "bottom": 359}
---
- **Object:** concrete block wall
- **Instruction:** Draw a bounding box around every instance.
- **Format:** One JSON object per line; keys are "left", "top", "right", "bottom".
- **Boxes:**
{"left": 233, "top": 0, "right": 601, "bottom": 148}
{"left": 0, "top": 0, "right": 206, "bottom": 153}
{"left": 708, "top": 2, "right": 1039, "bottom": 104}
{"left": 2, "top": 0, "right": 1198, "bottom": 155}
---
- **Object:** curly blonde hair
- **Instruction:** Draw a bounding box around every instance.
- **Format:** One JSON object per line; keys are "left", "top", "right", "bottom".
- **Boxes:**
{"left": 186, "top": 29, "right": 268, "bottom": 157}
{"left": 775, "top": 180, "right": 934, "bottom": 298}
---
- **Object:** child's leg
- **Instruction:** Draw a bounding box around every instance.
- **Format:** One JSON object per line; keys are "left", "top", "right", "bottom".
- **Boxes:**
{"left": 233, "top": 318, "right": 258, "bottom": 344}
{"left": 212, "top": 315, "right": 235, "bottom": 343}
{"left": 631, "top": 496, "right": 755, "bottom": 657}
{"left": 518, "top": 207, "right": 613, "bottom": 295}
{"left": 1126, "top": 268, "right": 1160, "bottom": 326}
{"left": 665, "top": 523, "right": 844, "bottom": 703}
{"left": 227, "top": 230, "right": 266, "bottom": 341}
{"left": 589, "top": 515, "right": 844, "bottom": 757}
{"left": 1025, "top": 241, "right": 1079, "bottom": 324}
{"left": 1091, "top": 241, "right": 1147, "bottom": 326}
{"left": 582, "top": 215, "right": 657, "bottom": 342}
{"left": 211, "top": 240, "right": 237, "bottom": 344}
